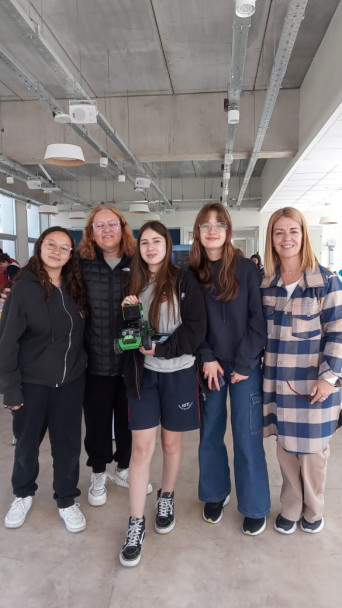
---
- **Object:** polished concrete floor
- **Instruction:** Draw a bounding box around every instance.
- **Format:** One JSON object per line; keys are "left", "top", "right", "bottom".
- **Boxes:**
{"left": 0, "top": 399, "right": 341, "bottom": 608}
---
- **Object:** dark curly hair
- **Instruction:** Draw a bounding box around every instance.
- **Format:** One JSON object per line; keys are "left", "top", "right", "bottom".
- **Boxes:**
{"left": 17, "top": 226, "right": 87, "bottom": 316}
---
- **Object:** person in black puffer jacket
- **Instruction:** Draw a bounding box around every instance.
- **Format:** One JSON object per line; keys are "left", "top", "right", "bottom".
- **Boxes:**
{"left": 79, "top": 204, "right": 153, "bottom": 507}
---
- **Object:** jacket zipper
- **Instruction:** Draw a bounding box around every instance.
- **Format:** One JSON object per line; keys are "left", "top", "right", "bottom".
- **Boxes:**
{"left": 56, "top": 287, "right": 73, "bottom": 386}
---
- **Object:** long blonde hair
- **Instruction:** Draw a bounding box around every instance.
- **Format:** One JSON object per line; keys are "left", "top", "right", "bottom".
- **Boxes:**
{"left": 264, "top": 207, "right": 317, "bottom": 277}
{"left": 78, "top": 203, "right": 136, "bottom": 259}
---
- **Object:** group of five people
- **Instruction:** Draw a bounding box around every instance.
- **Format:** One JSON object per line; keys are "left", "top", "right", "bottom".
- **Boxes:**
{"left": 0, "top": 202, "right": 341, "bottom": 567}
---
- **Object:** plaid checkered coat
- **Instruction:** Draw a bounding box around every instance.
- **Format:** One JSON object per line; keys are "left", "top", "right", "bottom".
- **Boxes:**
{"left": 261, "top": 264, "right": 342, "bottom": 454}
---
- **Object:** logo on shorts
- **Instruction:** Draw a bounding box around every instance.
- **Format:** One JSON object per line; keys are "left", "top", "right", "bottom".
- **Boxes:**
{"left": 178, "top": 401, "right": 193, "bottom": 411}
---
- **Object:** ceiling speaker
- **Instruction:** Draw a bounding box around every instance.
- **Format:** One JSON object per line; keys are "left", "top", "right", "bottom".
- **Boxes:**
{"left": 69, "top": 101, "right": 98, "bottom": 124}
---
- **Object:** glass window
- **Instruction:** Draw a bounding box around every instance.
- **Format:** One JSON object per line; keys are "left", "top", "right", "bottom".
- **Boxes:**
{"left": 0, "top": 194, "right": 16, "bottom": 234}
{"left": 27, "top": 204, "right": 40, "bottom": 238}
{"left": 28, "top": 242, "right": 35, "bottom": 258}
{"left": 0, "top": 238, "right": 16, "bottom": 259}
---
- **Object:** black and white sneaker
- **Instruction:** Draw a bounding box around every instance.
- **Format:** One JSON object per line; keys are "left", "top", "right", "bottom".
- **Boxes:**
{"left": 300, "top": 516, "right": 324, "bottom": 534}
{"left": 155, "top": 489, "right": 175, "bottom": 534}
{"left": 242, "top": 516, "right": 267, "bottom": 536}
{"left": 120, "top": 516, "right": 145, "bottom": 567}
{"left": 274, "top": 513, "right": 297, "bottom": 535}
{"left": 203, "top": 494, "right": 230, "bottom": 524}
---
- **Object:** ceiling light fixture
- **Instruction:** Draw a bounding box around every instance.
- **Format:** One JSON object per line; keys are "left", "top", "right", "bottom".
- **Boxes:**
{"left": 53, "top": 112, "right": 71, "bottom": 124}
{"left": 146, "top": 212, "right": 161, "bottom": 221}
{"left": 69, "top": 210, "right": 87, "bottom": 220}
{"left": 129, "top": 203, "right": 150, "bottom": 213}
{"left": 235, "top": 0, "right": 256, "bottom": 19}
{"left": 44, "top": 143, "right": 85, "bottom": 166}
{"left": 319, "top": 216, "right": 338, "bottom": 225}
{"left": 6, "top": 175, "right": 14, "bottom": 184}
{"left": 38, "top": 204, "right": 59, "bottom": 215}
{"left": 118, "top": 173, "right": 126, "bottom": 182}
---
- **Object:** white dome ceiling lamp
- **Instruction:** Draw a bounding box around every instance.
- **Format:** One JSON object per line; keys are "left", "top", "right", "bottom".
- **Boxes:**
{"left": 38, "top": 203, "right": 59, "bottom": 215}
{"left": 44, "top": 143, "right": 85, "bottom": 167}
{"left": 69, "top": 210, "right": 87, "bottom": 220}
{"left": 319, "top": 216, "right": 338, "bottom": 225}
{"left": 146, "top": 212, "right": 161, "bottom": 221}
{"left": 129, "top": 203, "right": 150, "bottom": 213}
{"left": 235, "top": 0, "right": 256, "bottom": 19}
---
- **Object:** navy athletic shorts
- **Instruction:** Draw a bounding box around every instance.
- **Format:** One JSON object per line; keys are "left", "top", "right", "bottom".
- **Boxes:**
{"left": 128, "top": 366, "right": 200, "bottom": 432}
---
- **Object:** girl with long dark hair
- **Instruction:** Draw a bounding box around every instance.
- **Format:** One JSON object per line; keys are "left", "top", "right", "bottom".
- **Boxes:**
{"left": 119, "top": 221, "right": 206, "bottom": 567}
{"left": 0, "top": 227, "right": 88, "bottom": 533}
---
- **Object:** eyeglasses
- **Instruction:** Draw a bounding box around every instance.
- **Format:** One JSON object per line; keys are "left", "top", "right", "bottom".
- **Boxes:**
{"left": 92, "top": 220, "right": 121, "bottom": 232}
{"left": 43, "top": 240, "right": 72, "bottom": 256}
{"left": 199, "top": 222, "right": 227, "bottom": 233}
{"left": 286, "top": 381, "right": 311, "bottom": 402}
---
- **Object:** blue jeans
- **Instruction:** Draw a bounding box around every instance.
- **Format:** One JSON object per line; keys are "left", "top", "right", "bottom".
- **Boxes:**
{"left": 198, "top": 364, "right": 270, "bottom": 518}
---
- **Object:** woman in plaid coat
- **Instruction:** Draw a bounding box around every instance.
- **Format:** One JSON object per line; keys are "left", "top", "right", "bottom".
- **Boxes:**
{"left": 261, "top": 207, "right": 342, "bottom": 535}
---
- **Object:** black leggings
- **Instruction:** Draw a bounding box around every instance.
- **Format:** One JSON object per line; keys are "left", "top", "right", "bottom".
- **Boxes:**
{"left": 11, "top": 375, "right": 85, "bottom": 509}
{"left": 83, "top": 373, "right": 132, "bottom": 472}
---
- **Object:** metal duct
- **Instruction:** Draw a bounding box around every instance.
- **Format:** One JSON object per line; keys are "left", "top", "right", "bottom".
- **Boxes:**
{"left": 235, "top": 0, "right": 309, "bottom": 208}
{"left": 0, "top": 0, "right": 171, "bottom": 209}
{"left": 0, "top": 155, "right": 92, "bottom": 207}
{"left": 221, "top": 15, "right": 252, "bottom": 206}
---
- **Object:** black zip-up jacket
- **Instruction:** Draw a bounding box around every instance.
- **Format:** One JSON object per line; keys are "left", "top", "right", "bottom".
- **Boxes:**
{"left": 124, "top": 268, "right": 207, "bottom": 398}
{"left": 80, "top": 247, "right": 131, "bottom": 376}
{"left": 0, "top": 272, "right": 87, "bottom": 406}
{"left": 199, "top": 256, "right": 266, "bottom": 376}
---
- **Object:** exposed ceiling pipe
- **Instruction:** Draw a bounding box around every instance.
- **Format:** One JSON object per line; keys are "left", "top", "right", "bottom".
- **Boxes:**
{"left": 221, "top": 13, "right": 253, "bottom": 206}
{"left": 0, "top": 186, "right": 43, "bottom": 206}
{"left": 0, "top": 0, "right": 171, "bottom": 209}
{"left": 0, "top": 155, "right": 92, "bottom": 207}
{"left": 235, "top": 0, "right": 309, "bottom": 208}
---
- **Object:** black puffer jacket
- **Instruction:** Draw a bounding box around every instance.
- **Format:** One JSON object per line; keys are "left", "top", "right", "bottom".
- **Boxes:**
{"left": 80, "top": 246, "right": 131, "bottom": 376}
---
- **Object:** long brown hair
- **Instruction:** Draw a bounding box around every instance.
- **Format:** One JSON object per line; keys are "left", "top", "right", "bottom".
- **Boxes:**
{"left": 78, "top": 203, "right": 136, "bottom": 259}
{"left": 18, "top": 226, "right": 87, "bottom": 316}
{"left": 264, "top": 207, "right": 317, "bottom": 277}
{"left": 128, "top": 221, "right": 178, "bottom": 330}
{"left": 189, "top": 202, "right": 240, "bottom": 302}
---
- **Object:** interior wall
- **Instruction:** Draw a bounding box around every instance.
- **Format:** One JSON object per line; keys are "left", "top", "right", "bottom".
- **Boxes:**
{"left": 9, "top": 200, "right": 342, "bottom": 274}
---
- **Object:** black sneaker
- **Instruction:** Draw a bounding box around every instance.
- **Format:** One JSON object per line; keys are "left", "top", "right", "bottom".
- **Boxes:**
{"left": 155, "top": 489, "right": 175, "bottom": 534}
{"left": 274, "top": 513, "right": 297, "bottom": 535}
{"left": 300, "top": 516, "right": 324, "bottom": 534}
{"left": 242, "top": 516, "right": 266, "bottom": 536}
{"left": 203, "top": 494, "right": 230, "bottom": 524}
{"left": 119, "top": 516, "right": 145, "bottom": 567}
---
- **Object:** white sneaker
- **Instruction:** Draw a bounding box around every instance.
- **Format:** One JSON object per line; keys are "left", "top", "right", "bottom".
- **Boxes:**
{"left": 88, "top": 472, "right": 107, "bottom": 506}
{"left": 4, "top": 496, "right": 33, "bottom": 529}
{"left": 110, "top": 465, "right": 153, "bottom": 495}
{"left": 59, "top": 503, "right": 86, "bottom": 533}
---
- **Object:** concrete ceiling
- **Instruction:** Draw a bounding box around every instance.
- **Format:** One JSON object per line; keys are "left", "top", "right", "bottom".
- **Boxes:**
{"left": 0, "top": 0, "right": 341, "bottom": 216}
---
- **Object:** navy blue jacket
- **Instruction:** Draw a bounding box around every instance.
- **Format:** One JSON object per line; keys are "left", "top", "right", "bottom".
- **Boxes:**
{"left": 199, "top": 256, "right": 266, "bottom": 376}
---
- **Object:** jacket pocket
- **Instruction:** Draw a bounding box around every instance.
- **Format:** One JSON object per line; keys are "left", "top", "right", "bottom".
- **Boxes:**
{"left": 263, "top": 303, "right": 275, "bottom": 337}
{"left": 250, "top": 391, "right": 263, "bottom": 435}
{"left": 291, "top": 300, "right": 321, "bottom": 339}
